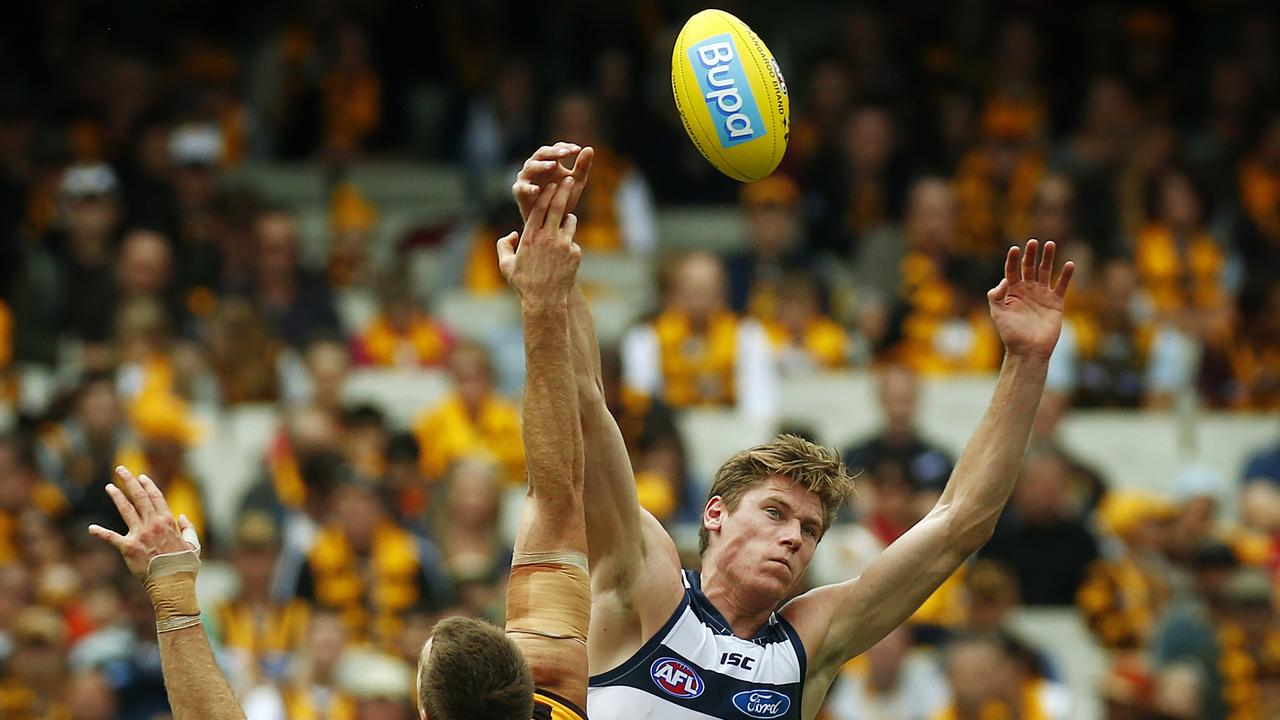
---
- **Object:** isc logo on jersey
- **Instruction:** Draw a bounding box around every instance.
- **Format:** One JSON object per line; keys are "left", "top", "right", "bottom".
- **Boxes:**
{"left": 733, "top": 690, "right": 791, "bottom": 719}
{"left": 687, "top": 34, "right": 765, "bottom": 149}
{"left": 650, "top": 657, "right": 704, "bottom": 699}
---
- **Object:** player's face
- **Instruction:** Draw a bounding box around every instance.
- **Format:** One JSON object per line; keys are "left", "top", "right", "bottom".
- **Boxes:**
{"left": 710, "top": 477, "right": 824, "bottom": 600}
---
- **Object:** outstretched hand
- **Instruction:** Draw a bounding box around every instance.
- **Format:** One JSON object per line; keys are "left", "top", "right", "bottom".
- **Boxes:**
{"left": 497, "top": 178, "right": 582, "bottom": 307}
{"left": 987, "top": 239, "right": 1075, "bottom": 359}
{"left": 512, "top": 142, "right": 594, "bottom": 223}
{"left": 88, "top": 466, "right": 200, "bottom": 580}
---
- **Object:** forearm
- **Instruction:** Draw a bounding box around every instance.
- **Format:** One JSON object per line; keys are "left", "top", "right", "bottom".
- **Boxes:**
{"left": 939, "top": 352, "right": 1049, "bottom": 548}
{"left": 522, "top": 301, "right": 581, "bottom": 498}
{"left": 158, "top": 625, "right": 246, "bottom": 720}
{"left": 149, "top": 575, "right": 245, "bottom": 720}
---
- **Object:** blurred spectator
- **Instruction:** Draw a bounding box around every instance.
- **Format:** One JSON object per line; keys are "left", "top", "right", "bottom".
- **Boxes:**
{"left": 351, "top": 271, "right": 455, "bottom": 368}
{"left": 0, "top": 606, "right": 69, "bottom": 717}
{"left": 825, "top": 625, "right": 949, "bottom": 720}
{"left": 881, "top": 178, "right": 1002, "bottom": 375}
{"left": 236, "top": 207, "right": 341, "bottom": 350}
{"left": 383, "top": 433, "right": 428, "bottom": 529}
{"left": 241, "top": 609, "right": 355, "bottom": 720}
{"left": 412, "top": 341, "right": 525, "bottom": 485}
{"left": 980, "top": 447, "right": 1101, "bottom": 605}
{"left": 1046, "top": 256, "right": 1196, "bottom": 408}
{"left": 321, "top": 21, "right": 382, "bottom": 160}
{"left": 1152, "top": 564, "right": 1280, "bottom": 720}
{"left": 456, "top": 58, "right": 538, "bottom": 180}
{"left": 431, "top": 459, "right": 510, "bottom": 621}
{"left": 599, "top": 347, "right": 692, "bottom": 524}
{"left": 953, "top": 101, "right": 1046, "bottom": 259}
{"left": 763, "top": 273, "right": 852, "bottom": 373}
{"left": 297, "top": 337, "right": 351, "bottom": 415}
{"left": 1055, "top": 76, "right": 1138, "bottom": 255}
{"left": 339, "top": 404, "right": 388, "bottom": 483}
{"left": 205, "top": 296, "right": 283, "bottom": 405}
{"left": 1201, "top": 276, "right": 1280, "bottom": 409}
{"left": 336, "top": 649, "right": 416, "bottom": 720}
{"left": 241, "top": 406, "right": 343, "bottom": 543}
{"left": 54, "top": 163, "right": 125, "bottom": 367}
{"left": 723, "top": 174, "right": 812, "bottom": 317}
{"left": 1134, "top": 168, "right": 1232, "bottom": 345}
{"left": 933, "top": 633, "right": 1070, "bottom": 720}
{"left": 65, "top": 670, "right": 119, "bottom": 720}
{"left": 622, "top": 252, "right": 778, "bottom": 420}
{"left": 806, "top": 104, "right": 912, "bottom": 258}
{"left": 788, "top": 58, "right": 851, "bottom": 170}
{"left": 0, "top": 434, "right": 68, "bottom": 565}
{"left": 1077, "top": 490, "right": 1175, "bottom": 652}
{"left": 36, "top": 373, "right": 128, "bottom": 530}
{"left": 844, "top": 365, "right": 955, "bottom": 499}
{"left": 1237, "top": 114, "right": 1280, "bottom": 271}
{"left": 212, "top": 511, "right": 309, "bottom": 694}
{"left": 276, "top": 474, "right": 455, "bottom": 651}
{"left": 114, "top": 390, "right": 208, "bottom": 538}
{"left": 549, "top": 93, "right": 655, "bottom": 253}
{"left": 166, "top": 124, "right": 227, "bottom": 293}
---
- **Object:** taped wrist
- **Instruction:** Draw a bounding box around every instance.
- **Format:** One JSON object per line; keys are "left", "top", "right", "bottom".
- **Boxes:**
{"left": 504, "top": 550, "right": 590, "bottom": 645}
{"left": 143, "top": 549, "right": 201, "bottom": 628}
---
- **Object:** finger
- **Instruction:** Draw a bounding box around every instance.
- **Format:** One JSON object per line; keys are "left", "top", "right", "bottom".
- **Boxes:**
{"left": 1038, "top": 240, "right": 1056, "bottom": 284}
{"left": 526, "top": 182, "right": 557, "bottom": 236}
{"left": 496, "top": 231, "right": 518, "bottom": 262}
{"left": 1054, "top": 261, "right": 1076, "bottom": 298}
{"left": 87, "top": 524, "right": 127, "bottom": 551}
{"left": 560, "top": 212, "right": 579, "bottom": 243}
{"left": 520, "top": 159, "right": 560, "bottom": 177}
{"left": 178, "top": 514, "right": 202, "bottom": 556}
{"left": 531, "top": 144, "right": 577, "bottom": 161}
{"left": 1004, "top": 245, "right": 1021, "bottom": 285}
{"left": 987, "top": 278, "right": 1010, "bottom": 304}
{"left": 568, "top": 147, "right": 593, "bottom": 213}
{"left": 1021, "top": 239, "right": 1038, "bottom": 283}
{"left": 115, "top": 466, "right": 154, "bottom": 518}
{"left": 138, "top": 473, "right": 173, "bottom": 520}
{"left": 551, "top": 141, "right": 581, "bottom": 155}
{"left": 545, "top": 176, "right": 574, "bottom": 231}
{"left": 104, "top": 484, "right": 141, "bottom": 531}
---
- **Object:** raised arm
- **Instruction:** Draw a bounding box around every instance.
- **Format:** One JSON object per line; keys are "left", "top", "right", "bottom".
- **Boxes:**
{"left": 785, "top": 240, "right": 1074, "bottom": 706}
{"left": 88, "top": 467, "right": 245, "bottom": 720}
{"left": 512, "top": 145, "right": 684, "bottom": 669}
{"left": 498, "top": 179, "right": 592, "bottom": 704}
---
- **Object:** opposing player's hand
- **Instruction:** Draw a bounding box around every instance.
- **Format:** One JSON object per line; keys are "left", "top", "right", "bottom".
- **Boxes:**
{"left": 987, "top": 239, "right": 1074, "bottom": 359}
{"left": 512, "top": 142, "right": 594, "bottom": 222}
{"left": 498, "top": 179, "right": 582, "bottom": 306}
{"left": 88, "top": 466, "right": 200, "bottom": 580}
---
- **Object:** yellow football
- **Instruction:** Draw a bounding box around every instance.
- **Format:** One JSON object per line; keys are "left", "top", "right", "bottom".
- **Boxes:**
{"left": 671, "top": 9, "right": 790, "bottom": 183}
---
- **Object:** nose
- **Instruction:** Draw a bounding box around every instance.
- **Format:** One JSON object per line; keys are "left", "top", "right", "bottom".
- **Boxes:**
{"left": 780, "top": 521, "right": 802, "bottom": 550}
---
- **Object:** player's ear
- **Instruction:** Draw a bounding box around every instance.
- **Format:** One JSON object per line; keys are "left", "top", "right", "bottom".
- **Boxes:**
{"left": 704, "top": 495, "right": 726, "bottom": 535}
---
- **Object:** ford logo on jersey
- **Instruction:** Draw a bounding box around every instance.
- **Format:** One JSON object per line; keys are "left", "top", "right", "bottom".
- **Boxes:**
{"left": 650, "top": 657, "right": 704, "bottom": 699}
{"left": 687, "top": 33, "right": 766, "bottom": 149}
{"left": 733, "top": 689, "right": 791, "bottom": 718}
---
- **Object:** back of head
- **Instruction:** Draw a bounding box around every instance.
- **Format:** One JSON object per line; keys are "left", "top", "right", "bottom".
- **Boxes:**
{"left": 699, "top": 434, "right": 855, "bottom": 554}
{"left": 418, "top": 616, "right": 533, "bottom": 720}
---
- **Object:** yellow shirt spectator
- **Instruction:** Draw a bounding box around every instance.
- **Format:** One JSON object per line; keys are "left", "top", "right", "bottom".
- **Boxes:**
{"left": 413, "top": 391, "right": 524, "bottom": 486}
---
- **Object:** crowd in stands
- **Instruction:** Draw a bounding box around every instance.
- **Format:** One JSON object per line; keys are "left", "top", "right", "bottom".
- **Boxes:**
{"left": 1, "top": 1, "right": 1280, "bottom": 718}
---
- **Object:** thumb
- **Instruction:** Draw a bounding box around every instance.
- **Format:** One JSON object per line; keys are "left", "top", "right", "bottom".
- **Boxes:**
{"left": 496, "top": 231, "right": 518, "bottom": 262}
{"left": 177, "top": 514, "right": 202, "bottom": 557}
{"left": 987, "top": 278, "right": 1010, "bottom": 304}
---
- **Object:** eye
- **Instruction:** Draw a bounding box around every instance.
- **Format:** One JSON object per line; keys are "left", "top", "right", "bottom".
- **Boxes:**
{"left": 765, "top": 507, "right": 781, "bottom": 520}
{"left": 802, "top": 524, "right": 818, "bottom": 539}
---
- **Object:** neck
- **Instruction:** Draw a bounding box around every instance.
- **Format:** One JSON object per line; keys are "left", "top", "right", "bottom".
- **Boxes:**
{"left": 699, "top": 561, "right": 777, "bottom": 639}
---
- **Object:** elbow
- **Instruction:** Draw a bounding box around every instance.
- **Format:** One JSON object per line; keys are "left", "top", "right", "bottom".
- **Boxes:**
{"left": 942, "top": 506, "right": 997, "bottom": 556}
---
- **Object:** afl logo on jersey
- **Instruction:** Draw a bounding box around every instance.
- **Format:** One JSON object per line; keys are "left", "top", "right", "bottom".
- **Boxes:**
{"left": 650, "top": 657, "right": 705, "bottom": 699}
{"left": 733, "top": 689, "right": 791, "bottom": 718}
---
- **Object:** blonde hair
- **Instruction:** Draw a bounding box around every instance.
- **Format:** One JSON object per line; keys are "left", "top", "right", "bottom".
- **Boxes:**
{"left": 699, "top": 434, "right": 855, "bottom": 555}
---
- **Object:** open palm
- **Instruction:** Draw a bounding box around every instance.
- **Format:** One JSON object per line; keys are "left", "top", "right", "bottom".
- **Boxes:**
{"left": 987, "top": 239, "right": 1075, "bottom": 358}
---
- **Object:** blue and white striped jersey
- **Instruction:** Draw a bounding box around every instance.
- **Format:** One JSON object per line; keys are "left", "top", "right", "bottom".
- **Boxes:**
{"left": 587, "top": 570, "right": 806, "bottom": 719}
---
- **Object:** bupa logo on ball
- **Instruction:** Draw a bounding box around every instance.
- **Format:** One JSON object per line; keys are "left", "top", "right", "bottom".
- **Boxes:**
{"left": 650, "top": 657, "right": 705, "bottom": 699}
{"left": 688, "top": 33, "right": 766, "bottom": 149}
{"left": 733, "top": 689, "right": 791, "bottom": 719}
